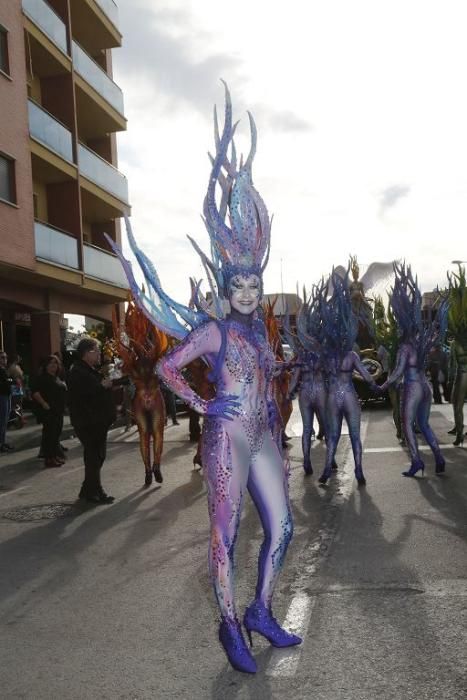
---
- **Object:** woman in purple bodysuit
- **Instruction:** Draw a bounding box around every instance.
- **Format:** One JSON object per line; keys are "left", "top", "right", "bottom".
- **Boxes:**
{"left": 285, "top": 281, "right": 333, "bottom": 475}
{"left": 110, "top": 85, "right": 301, "bottom": 673}
{"left": 378, "top": 263, "right": 448, "bottom": 477}
{"left": 317, "top": 271, "right": 379, "bottom": 486}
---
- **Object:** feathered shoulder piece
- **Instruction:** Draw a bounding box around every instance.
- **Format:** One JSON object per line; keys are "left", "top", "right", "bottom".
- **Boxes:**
{"left": 106, "top": 217, "right": 209, "bottom": 341}
{"left": 113, "top": 297, "right": 169, "bottom": 374}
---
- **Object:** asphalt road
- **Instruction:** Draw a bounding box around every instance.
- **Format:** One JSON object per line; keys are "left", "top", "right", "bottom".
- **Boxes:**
{"left": 0, "top": 402, "right": 466, "bottom": 700}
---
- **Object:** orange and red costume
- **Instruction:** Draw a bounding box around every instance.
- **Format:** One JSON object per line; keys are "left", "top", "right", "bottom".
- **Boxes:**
{"left": 113, "top": 301, "right": 169, "bottom": 487}
{"left": 263, "top": 299, "right": 293, "bottom": 443}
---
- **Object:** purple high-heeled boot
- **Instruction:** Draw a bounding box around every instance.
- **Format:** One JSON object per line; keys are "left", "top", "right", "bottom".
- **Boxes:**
{"left": 354, "top": 466, "right": 366, "bottom": 485}
{"left": 218, "top": 616, "right": 257, "bottom": 673}
{"left": 402, "top": 457, "right": 425, "bottom": 477}
{"left": 243, "top": 600, "right": 302, "bottom": 648}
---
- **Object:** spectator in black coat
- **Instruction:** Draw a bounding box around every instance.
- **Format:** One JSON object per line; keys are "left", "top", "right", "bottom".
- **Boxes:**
{"left": 0, "top": 350, "right": 13, "bottom": 453}
{"left": 68, "top": 337, "right": 116, "bottom": 504}
{"left": 31, "top": 355, "right": 67, "bottom": 468}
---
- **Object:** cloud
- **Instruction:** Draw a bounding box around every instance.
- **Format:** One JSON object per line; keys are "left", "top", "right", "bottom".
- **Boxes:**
{"left": 115, "top": 3, "right": 242, "bottom": 116}
{"left": 252, "top": 105, "right": 313, "bottom": 133}
{"left": 115, "top": 2, "right": 313, "bottom": 134}
{"left": 379, "top": 184, "right": 411, "bottom": 214}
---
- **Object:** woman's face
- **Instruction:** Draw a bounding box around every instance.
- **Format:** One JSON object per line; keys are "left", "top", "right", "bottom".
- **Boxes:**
{"left": 229, "top": 274, "right": 261, "bottom": 315}
{"left": 46, "top": 358, "right": 59, "bottom": 375}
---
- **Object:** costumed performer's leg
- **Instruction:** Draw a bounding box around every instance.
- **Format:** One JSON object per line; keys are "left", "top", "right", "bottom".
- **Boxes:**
{"left": 151, "top": 398, "right": 165, "bottom": 484}
{"left": 314, "top": 386, "right": 338, "bottom": 470}
{"left": 135, "top": 409, "right": 152, "bottom": 487}
{"left": 319, "top": 392, "right": 343, "bottom": 484}
{"left": 299, "top": 391, "right": 314, "bottom": 475}
{"left": 400, "top": 382, "right": 424, "bottom": 476}
{"left": 388, "top": 385, "right": 402, "bottom": 440}
{"left": 201, "top": 418, "right": 249, "bottom": 621}
{"left": 201, "top": 417, "right": 257, "bottom": 673}
{"left": 244, "top": 430, "right": 300, "bottom": 647}
{"left": 416, "top": 381, "right": 445, "bottom": 471}
{"left": 343, "top": 389, "right": 365, "bottom": 485}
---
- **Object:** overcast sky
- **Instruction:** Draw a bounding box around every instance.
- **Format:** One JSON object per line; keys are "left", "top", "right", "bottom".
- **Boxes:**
{"left": 110, "top": 0, "right": 467, "bottom": 303}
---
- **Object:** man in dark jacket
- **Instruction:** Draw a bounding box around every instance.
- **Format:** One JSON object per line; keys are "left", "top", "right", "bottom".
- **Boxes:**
{"left": 0, "top": 350, "right": 13, "bottom": 453}
{"left": 68, "top": 338, "right": 116, "bottom": 504}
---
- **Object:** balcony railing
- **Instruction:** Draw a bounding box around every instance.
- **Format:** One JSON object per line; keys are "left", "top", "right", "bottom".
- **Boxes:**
{"left": 34, "top": 221, "right": 79, "bottom": 269}
{"left": 22, "top": 0, "right": 68, "bottom": 54}
{"left": 78, "top": 143, "right": 128, "bottom": 203}
{"left": 72, "top": 40, "right": 124, "bottom": 115}
{"left": 94, "top": 0, "right": 119, "bottom": 29}
{"left": 84, "top": 243, "right": 127, "bottom": 287}
{"left": 28, "top": 100, "right": 74, "bottom": 163}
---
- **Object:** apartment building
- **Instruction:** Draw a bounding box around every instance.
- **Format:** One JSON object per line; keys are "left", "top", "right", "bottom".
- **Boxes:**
{"left": 0, "top": 0, "right": 129, "bottom": 371}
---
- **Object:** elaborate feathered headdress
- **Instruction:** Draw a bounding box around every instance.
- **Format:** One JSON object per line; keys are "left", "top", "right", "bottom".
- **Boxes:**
{"left": 321, "top": 269, "right": 358, "bottom": 361}
{"left": 107, "top": 82, "right": 270, "bottom": 337}
{"left": 390, "top": 262, "right": 448, "bottom": 365}
{"left": 189, "top": 81, "right": 271, "bottom": 313}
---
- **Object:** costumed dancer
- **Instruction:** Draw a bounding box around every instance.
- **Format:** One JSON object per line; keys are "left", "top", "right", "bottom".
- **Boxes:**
{"left": 113, "top": 299, "right": 168, "bottom": 486}
{"left": 186, "top": 279, "right": 216, "bottom": 467}
{"left": 447, "top": 264, "right": 467, "bottom": 446}
{"left": 318, "top": 270, "right": 379, "bottom": 486}
{"left": 378, "top": 262, "right": 448, "bottom": 476}
{"left": 109, "top": 84, "right": 301, "bottom": 674}
{"left": 285, "top": 280, "right": 333, "bottom": 475}
{"left": 263, "top": 298, "right": 293, "bottom": 448}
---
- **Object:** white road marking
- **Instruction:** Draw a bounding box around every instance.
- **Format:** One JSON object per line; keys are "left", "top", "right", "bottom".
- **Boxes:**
{"left": 266, "top": 417, "right": 369, "bottom": 677}
{"left": 265, "top": 594, "right": 316, "bottom": 676}
{"left": 53, "top": 465, "right": 83, "bottom": 478}
{"left": 365, "top": 444, "right": 458, "bottom": 453}
{"left": 288, "top": 419, "right": 349, "bottom": 438}
{"left": 0, "top": 485, "right": 27, "bottom": 499}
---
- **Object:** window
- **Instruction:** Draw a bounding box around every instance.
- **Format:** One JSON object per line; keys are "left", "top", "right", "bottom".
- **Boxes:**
{"left": 0, "top": 154, "right": 16, "bottom": 204}
{"left": 0, "top": 26, "right": 9, "bottom": 76}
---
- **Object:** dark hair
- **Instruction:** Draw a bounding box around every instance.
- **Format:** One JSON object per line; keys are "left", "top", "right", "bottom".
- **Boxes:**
{"left": 40, "top": 355, "right": 61, "bottom": 374}
{"left": 76, "top": 337, "right": 100, "bottom": 358}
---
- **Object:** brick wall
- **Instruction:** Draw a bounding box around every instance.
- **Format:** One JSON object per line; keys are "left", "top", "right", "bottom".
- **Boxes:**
{"left": 0, "top": 1, "right": 35, "bottom": 269}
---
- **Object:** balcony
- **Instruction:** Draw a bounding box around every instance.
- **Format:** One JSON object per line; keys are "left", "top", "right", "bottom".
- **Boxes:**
{"left": 94, "top": 0, "right": 119, "bottom": 29}
{"left": 84, "top": 243, "right": 127, "bottom": 287}
{"left": 22, "top": 0, "right": 68, "bottom": 55}
{"left": 72, "top": 40, "right": 124, "bottom": 116}
{"left": 70, "top": 0, "right": 121, "bottom": 52}
{"left": 78, "top": 143, "right": 128, "bottom": 204}
{"left": 28, "top": 100, "right": 74, "bottom": 163}
{"left": 34, "top": 221, "right": 79, "bottom": 269}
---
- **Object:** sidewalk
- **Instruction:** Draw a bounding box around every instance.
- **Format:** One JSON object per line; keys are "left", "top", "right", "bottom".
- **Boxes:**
{"left": 2, "top": 411, "right": 75, "bottom": 453}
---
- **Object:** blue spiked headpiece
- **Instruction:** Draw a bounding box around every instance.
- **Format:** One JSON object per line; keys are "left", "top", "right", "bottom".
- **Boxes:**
{"left": 188, "top": 81, "right": 271, "bottom": 307}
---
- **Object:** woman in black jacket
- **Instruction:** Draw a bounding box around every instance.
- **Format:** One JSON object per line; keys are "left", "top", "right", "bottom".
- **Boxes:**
{"left": 31, "top": 356, "right": 67, "bottom": 468}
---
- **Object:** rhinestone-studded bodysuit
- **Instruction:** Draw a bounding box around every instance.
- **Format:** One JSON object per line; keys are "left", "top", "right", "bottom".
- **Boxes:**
{"left": 322, "top": 350, "right": 376, "bottom": 478}
{"left": 157, "top": 318, "right": 293, "bottom": 619}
